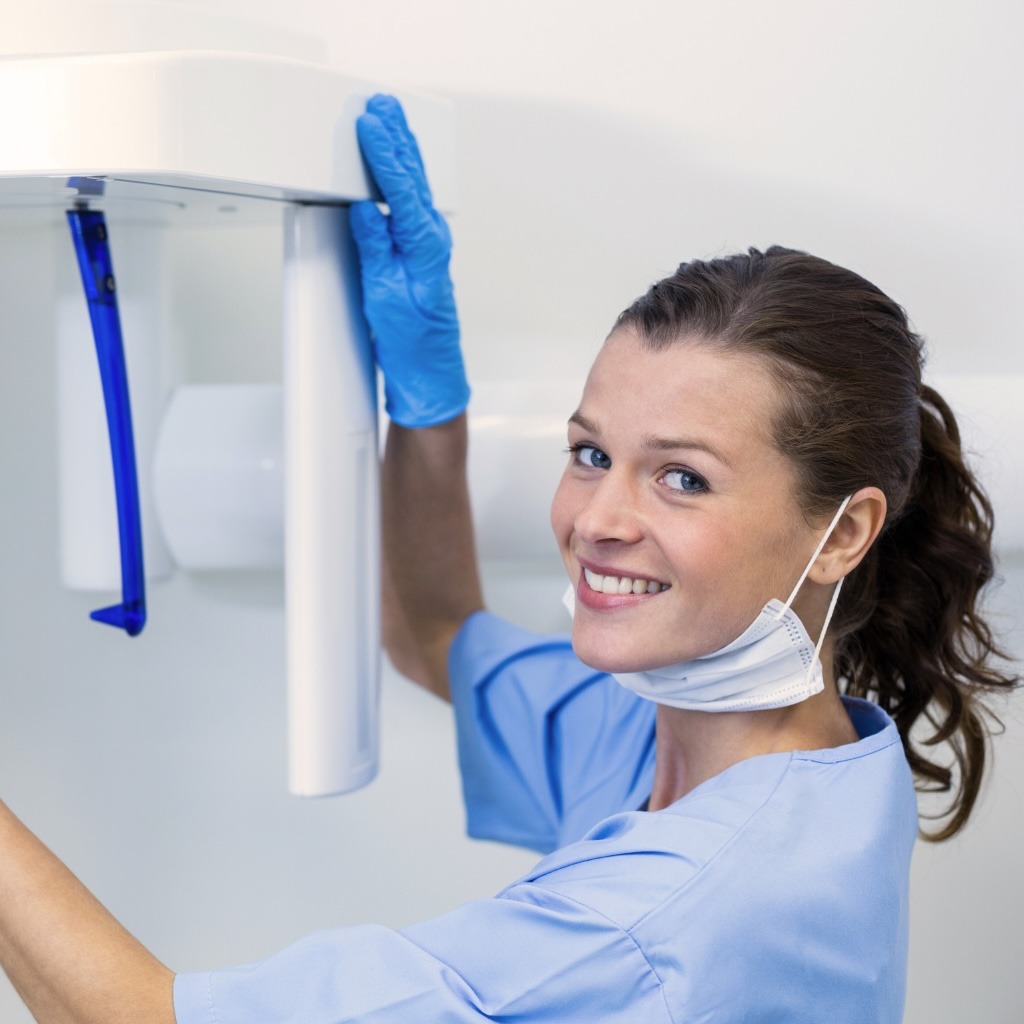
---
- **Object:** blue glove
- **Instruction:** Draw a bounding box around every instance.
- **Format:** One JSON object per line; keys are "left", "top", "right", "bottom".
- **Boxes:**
{"left": 350, "top": 94, "right": 470, "bottom": 428}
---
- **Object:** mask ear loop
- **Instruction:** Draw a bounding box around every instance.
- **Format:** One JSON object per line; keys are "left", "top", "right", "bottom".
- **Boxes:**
{"left": 806, "top": 574, "right": 845, "bottom": 685}
{"left": 773, "top": 494, "right": 853, "bottom": 686}
{"left": 776, "top": 495, "right": 853, "bottom": 618}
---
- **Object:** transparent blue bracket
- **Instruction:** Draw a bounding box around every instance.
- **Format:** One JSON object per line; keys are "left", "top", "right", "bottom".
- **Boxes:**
{"left": 66, "top": 208, "right": 147, "bottom": 636}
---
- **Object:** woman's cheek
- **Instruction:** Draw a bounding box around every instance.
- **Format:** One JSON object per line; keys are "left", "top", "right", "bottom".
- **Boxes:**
{"left": 549, "top": 469, "right": 580, "bottom": 554}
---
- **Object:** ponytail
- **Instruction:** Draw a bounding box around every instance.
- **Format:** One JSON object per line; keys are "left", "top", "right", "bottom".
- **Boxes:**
{"left": 616, "top": 246, "right": 1020, "bottom": 839}
{"left": 837, "top": 385, "right": 1019, "bottom": 840}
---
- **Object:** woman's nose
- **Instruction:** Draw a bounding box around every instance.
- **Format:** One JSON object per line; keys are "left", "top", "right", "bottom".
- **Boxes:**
{"left": 573, "top": 472, "right": 645, "bottom": 546}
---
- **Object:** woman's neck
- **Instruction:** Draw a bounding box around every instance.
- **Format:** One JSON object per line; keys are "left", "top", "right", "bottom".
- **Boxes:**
{"left": 646, "top": 681, "right": 859, "bottom": 812}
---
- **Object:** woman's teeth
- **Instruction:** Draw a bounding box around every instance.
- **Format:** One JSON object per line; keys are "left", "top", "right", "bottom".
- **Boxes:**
{"left": 583, "top": 568, "right": 667, "bottom": 596}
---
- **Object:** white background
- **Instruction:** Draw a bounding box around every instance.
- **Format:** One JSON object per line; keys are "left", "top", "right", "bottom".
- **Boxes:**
{"left": 1, "top": 1, "right": 1023, "bottom": 1020}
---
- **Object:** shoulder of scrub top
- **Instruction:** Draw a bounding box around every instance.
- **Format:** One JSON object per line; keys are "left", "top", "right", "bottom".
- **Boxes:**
{"left": 493, "top": 702, "right": 912, "bottom": 936}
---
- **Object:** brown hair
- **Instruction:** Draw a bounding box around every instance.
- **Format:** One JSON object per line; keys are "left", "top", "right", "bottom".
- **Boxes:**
{"left": 614, "top": 245, "right": 1019, "bottom": 840}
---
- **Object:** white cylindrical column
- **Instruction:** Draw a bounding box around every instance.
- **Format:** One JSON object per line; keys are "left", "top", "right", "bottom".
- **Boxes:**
{"left": 283, "top": 204, "right": 379, "bottom": 797}
{"left": 55, "top": 216, "right": 174, "bottom": 591}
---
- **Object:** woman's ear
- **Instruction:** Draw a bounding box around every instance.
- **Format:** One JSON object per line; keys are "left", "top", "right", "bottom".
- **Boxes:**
{"left": 816, "top": 487, "right": 887, "bottom": 583}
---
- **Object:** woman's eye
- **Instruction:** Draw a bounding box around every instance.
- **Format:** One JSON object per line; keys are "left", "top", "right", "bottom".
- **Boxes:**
{"left": 662, "top": 468, "right": 708, "bottom": 494}
{"left": 568, "top": 444, "right": 611, "bottom": 470}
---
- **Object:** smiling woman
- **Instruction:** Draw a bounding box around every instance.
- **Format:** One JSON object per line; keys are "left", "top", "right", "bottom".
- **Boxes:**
{"left": 0, "top": 97, "right": 1019, "bottom": 1024}
{"left": 604, "top": 247, "right": 1019, "bottom": 837}
{"left": 551, "top": 334, "right": 857, "bottom": 679}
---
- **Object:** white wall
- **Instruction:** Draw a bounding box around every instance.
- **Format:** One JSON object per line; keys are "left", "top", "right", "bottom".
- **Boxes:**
{"left": 1, "top": 1, "right": 1023, "bottom": 1021}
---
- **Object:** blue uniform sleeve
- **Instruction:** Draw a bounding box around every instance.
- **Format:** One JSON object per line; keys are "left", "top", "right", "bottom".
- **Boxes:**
{"left": 448, "top": 611, "right": 656, "bottom": 853}
{"left": 173, "top": 885, "right": 673, "bottom": 1024}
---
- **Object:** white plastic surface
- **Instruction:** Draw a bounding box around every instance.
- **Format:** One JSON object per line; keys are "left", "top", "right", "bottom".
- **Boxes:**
{"left": 283, "top": 205, "right": 380, "bottom": 797}
{"left": 466, "top": 379, "right": 580, "bottom": 563}
{"left": 0, "top": 50, "right": 456, "bottom": 211}
{"left": 153, "top": 385, "right": 284, "bottom": 570}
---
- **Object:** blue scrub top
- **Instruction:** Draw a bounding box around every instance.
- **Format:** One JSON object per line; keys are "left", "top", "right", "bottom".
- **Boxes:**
{"left": 174, "top": 610, "right": 918, "bottom": 1024}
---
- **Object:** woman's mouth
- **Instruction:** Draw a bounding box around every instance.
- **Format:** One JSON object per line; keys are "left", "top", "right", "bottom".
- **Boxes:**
{"left": 580, "top": 566, "right": 670, "bottom": 600}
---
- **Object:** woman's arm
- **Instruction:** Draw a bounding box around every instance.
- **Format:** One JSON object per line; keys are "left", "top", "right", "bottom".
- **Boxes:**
{"left": 0, "top": 800, "right": 174, "bottom": 1024}
{"left": 382, "top": 417, "right": 483, "bottom": 701}
{"left": 352, "top": 95, "right": 484, "bottom": 701}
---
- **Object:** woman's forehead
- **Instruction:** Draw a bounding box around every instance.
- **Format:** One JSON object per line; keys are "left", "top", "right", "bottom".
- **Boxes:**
{"left": 579, "top": 330, "right": 782, "bottom": 452}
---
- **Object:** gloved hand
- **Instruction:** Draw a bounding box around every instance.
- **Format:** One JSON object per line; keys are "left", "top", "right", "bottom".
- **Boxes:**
{"left": 350, "top": 93, "right": 470, "bottom": 428}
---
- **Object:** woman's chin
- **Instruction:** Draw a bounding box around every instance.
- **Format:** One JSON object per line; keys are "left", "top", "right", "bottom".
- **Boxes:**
{"left": 570, "top": 633, "right": 681, "bottom": 676}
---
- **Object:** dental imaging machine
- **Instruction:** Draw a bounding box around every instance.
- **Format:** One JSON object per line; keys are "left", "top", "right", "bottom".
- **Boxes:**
{"left": 0, "top": 40, "right": 455, "bottom": 798}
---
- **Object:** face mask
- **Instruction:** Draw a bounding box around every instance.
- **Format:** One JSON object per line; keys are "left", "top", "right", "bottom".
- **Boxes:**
{"left": 562, "top": 495, "right": 852, "bottom": 713}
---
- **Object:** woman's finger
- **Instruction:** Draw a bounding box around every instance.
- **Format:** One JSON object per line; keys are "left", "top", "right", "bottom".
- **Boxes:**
{"left": 356, "top": 112, "right": 430, "bottom": 234}
{"left": 349, "top": 200, "right": 393, "bottom": 280}
{"left": 367, "top": 94, "right": 434, "bottom": 211}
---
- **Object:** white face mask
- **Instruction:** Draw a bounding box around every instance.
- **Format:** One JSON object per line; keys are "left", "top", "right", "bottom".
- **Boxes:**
{"left": 562, "top": 495, "right": 852, "bottom": 713}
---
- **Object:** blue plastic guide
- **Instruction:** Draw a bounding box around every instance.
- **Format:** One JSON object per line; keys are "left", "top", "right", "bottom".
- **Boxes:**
{"left": 66, "top": 207, "right": 147, "bottom": 636}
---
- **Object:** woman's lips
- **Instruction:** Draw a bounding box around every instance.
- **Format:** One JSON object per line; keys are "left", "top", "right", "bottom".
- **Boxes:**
{"left": 575, "top": 567, "right": 669, "bottom": 611}
{"left": 581, "top": 565, "right": 668, "bottom": 596}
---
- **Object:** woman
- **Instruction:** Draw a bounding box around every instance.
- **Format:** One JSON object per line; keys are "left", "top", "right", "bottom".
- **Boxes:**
{"left": 0, "top": 95, "right": 1017, "bottom": 1023}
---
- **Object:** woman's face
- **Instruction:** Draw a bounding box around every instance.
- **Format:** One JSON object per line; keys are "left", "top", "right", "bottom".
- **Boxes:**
{"left": 551, "top": 328, "right": 824, "bottom": 673}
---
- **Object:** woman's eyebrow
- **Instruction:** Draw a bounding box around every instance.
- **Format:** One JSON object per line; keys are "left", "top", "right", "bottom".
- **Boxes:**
{"left": 568, "top": 411, "right": 598, "bottom": 433}
{"left": 569, "top": 411, "right": 732, "bottom": 468}
{"left": 642, "top": 434, "right": 733, "bottom": 468}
